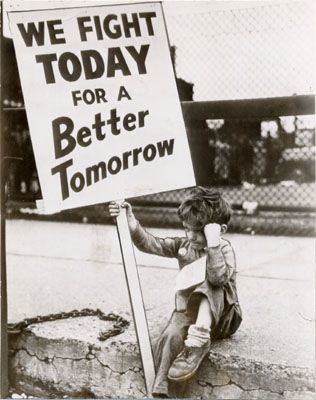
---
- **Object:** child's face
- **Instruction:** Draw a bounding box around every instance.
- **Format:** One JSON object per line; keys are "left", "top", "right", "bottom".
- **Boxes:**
{"left": 183, "top": 222, "right": 207, "bottom": 250}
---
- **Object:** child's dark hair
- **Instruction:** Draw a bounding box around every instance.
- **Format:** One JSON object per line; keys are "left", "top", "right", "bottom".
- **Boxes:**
{"left": 178, "top": 186, "right": 232, "bottom": 229}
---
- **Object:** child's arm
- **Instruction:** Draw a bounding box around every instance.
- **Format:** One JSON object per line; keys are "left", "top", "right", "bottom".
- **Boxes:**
{"left": 203, "top": 223, "right": 235, "bottom": 287}
{"left": 108, "top": 201, "right": 183, "bottom": 258}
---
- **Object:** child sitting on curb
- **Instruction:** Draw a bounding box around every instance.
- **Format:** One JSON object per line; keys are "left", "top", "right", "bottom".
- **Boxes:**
{"left": 108, "top": 186, "right": 242, "bottom": 398}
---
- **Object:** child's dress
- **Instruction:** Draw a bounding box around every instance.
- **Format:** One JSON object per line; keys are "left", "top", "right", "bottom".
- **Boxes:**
{"left": 130, "top": 221, "right": 242, "bottom": 396}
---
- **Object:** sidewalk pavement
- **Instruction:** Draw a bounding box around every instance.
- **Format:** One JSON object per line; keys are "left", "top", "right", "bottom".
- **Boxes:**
{"left": 5, "top": 219, "right": 315, "bottom": 397}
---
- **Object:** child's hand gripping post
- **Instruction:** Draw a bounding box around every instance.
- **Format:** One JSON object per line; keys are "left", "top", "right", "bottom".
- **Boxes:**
{"left": 203, "top": 223, "right": 221, "bottom": 248}
{"left": 108, "top": 201, "right": 138, "bottom": 232}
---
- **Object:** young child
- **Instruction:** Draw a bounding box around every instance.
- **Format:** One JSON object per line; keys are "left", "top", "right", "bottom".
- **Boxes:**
{"left": 109, "top": 186, "right": 242, "bottom": 398}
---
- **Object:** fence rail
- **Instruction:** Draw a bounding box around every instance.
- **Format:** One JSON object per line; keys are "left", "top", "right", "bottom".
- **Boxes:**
{"left": 181, "top": 95, "right": 315, "bottom": 120}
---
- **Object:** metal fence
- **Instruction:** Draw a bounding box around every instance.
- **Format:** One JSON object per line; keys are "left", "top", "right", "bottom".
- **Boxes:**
{"left": 143, "top": 1, "right": 315, "bottom": 215}
{"left": 2, "top": 1, "right": 315, "bottom": 235}
{"left": 165, "top": 0, "right": 314, "bottom": 101}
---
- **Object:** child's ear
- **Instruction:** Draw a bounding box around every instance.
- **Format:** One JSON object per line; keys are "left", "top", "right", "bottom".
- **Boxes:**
{"left": 220, "top": 224, "right": 227, "bottom": 234}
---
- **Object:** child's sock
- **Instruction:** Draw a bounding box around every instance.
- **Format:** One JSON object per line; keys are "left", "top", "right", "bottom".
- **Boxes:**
{"left": 184, "top": 324, "right": 211, "bottom": 347}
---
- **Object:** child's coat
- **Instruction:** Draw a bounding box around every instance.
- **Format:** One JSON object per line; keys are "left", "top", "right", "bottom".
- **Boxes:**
{"left": 130, "top": 221, "right": 242, "bottom": 338}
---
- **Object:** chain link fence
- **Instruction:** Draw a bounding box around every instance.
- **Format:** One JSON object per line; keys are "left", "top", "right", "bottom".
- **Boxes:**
{"left": 2, "top": 1, "right": 315, "bottom": 235}
{"left": 165, "top": 0, "right": 314, "bottom": 101}
{"left": 135, "top": 0, "right": 315, "bottom": 235}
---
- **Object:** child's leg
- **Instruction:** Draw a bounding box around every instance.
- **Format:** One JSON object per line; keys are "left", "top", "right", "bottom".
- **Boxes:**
{"left": 152, "top": 311, "right": 191, "bottom": 397}
{"left": 185, "top": 296, "right": 212, "bottom": 346}
{"left": 195, "top": 296, "right": 212, "bottom": 327}
{"left": 168, "top": 296, "right": 212, "bottom": 382}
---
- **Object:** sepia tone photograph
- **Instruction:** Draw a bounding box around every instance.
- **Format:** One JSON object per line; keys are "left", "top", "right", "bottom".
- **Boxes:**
{"left": 1, "top": 0, "right": 315, "bottom": 399}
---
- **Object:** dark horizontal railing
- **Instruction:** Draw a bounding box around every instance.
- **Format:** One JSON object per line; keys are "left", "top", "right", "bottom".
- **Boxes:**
{"left": 130, "top": 199, "right": 315, "bottom": 213}
{"left": 181, "top": 95, "right": 315, "bottom": 120}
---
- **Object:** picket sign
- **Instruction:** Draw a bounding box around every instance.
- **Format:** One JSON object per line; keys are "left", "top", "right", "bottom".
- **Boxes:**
{"left": 115, "top": 199, "right": 155, "bottom": 394}
{"left": 6, "top": 2, "right": 195, "bottom": 396}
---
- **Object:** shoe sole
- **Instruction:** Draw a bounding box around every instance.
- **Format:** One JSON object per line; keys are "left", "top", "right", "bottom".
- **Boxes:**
{"left": 167, "top": 349, "right": 209, "bottom": 382}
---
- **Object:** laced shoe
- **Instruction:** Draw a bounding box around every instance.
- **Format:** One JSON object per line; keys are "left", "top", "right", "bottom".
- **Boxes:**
{"left": 167, "top": 340, "right": 211, "bottom": 382}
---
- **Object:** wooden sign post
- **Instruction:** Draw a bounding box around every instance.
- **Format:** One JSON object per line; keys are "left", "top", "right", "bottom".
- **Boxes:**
{"left": 115, "top": 200, "right": 155, "bottom": 394}
{"left": 0, "top": 165, "right": 8, "bottom": 399}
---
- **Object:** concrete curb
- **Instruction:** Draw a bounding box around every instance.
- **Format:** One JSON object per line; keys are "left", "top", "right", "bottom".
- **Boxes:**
{"left": 9, "top": 316, "right": 315, "bottom": 399}
{"left": 9, "top": 316, "right": 145, "bottom": 399}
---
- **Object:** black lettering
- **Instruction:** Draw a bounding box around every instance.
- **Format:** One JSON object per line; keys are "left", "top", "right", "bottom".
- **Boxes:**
{"left": 139, "top": 110, "right": 149, "bottom": 127}
{"left": 93, "top": 113, "right": 106, "bottom": 140}
{"left": 122, "top": 151, "right": 132, "bottom": 169}
{"left": 17, "top": 22, "right": 45, "bottom": 47}
{"left": 70, "top": 172, "right": 85, "bottom": 192}
{"left": 81, "top": 50, "right": 105, "bottom": 80}
{"left": 117, "top": 86, "right": 131, "bottom": 101}
{"left": 108, "top": 156, "right": 122, "bottom": 174}
{"left": 157, "top": 139, "right": 175, "bottom": 157}
{"left": 58, "top": 52, "right": 82, "bottom": 82}
{"left": 51, "top": 158, "right": 73, "bottom": 200}
{"left": 93, "top": 16, "right": 103, "bottom": 40}
{"left": 133, "top": 147, "right": 142, "bottom": 166}
{"left": 121, "top": 13, "right": 141, "bottom": 37}
{"left": 36, "top": 53, "right": 58, "bottom": 84}
{"left": 126, "top": 45, "right": 149, "bottom": 74}
{"left": 52, "top": 116, "right": 76, "bottom": 159}
{"left": 47, "top": 20, "right": 65, "bottom": 44}
{"left": 86, "top": 162, "right": 107, "bottom": 186}
{"left": 77, "top": 127, "right": 91, "bottom": 147}
{"left": 82, "top": 89, "right": 95, "bottom": 104}
{"left": 107, "top": 47, "right": 131, "bottom": 77}
{"left": 95, "top": 88, "right": 107, "bottom": 103}
{"left": 107, "top": 109, "right": 120, "bottom": 135}
{"left": 139, "top": 12, "right": 156, "bottom": 36}
{"left": 77, "top": 17, "right": 93, "bottom": 41}
{"left": 72, "top": 90, "right": 81, "bottom": 106}
{"left": 123, "top": 113, "right": 136, "bottom": 131}
{"left": 143, "top": 144, "right": 157, "bottom": 161}
{"left": 103, "top": 14, "right": 122, "bottom": 39}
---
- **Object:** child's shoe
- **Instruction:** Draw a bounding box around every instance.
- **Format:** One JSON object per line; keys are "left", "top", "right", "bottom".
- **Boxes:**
{"left": 152, "top": 393, "right": 169, "bottom": 398}
{"left": 167, "top": 340, "right": 211, "bottom": 382}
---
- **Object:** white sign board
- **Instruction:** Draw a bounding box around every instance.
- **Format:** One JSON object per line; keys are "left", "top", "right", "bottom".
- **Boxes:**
{"left": 8, "top": 3, "right": 195, "bottom": 213}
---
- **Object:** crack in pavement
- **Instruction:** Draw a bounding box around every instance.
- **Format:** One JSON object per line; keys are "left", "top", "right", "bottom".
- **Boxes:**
{"left": 94, "top": 353, "right": 143, "bottom": 376}
{"left": 15, "top": 347, "right": 89, "bottom": 363}
{"left": 197, "top": 377, "right": 314, "bottom": 396}
{"left": 14, "top": 347, "right": 144, "bottom": 377}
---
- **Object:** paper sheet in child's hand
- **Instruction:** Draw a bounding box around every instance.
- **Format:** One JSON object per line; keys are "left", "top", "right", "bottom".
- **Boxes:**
{"left": 175, "top": 256, "right": 206, "bottom": 291}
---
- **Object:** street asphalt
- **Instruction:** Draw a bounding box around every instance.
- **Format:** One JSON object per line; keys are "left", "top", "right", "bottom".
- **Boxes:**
{"left": 5, "top": 219, "right": 315, "bottom": 371}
